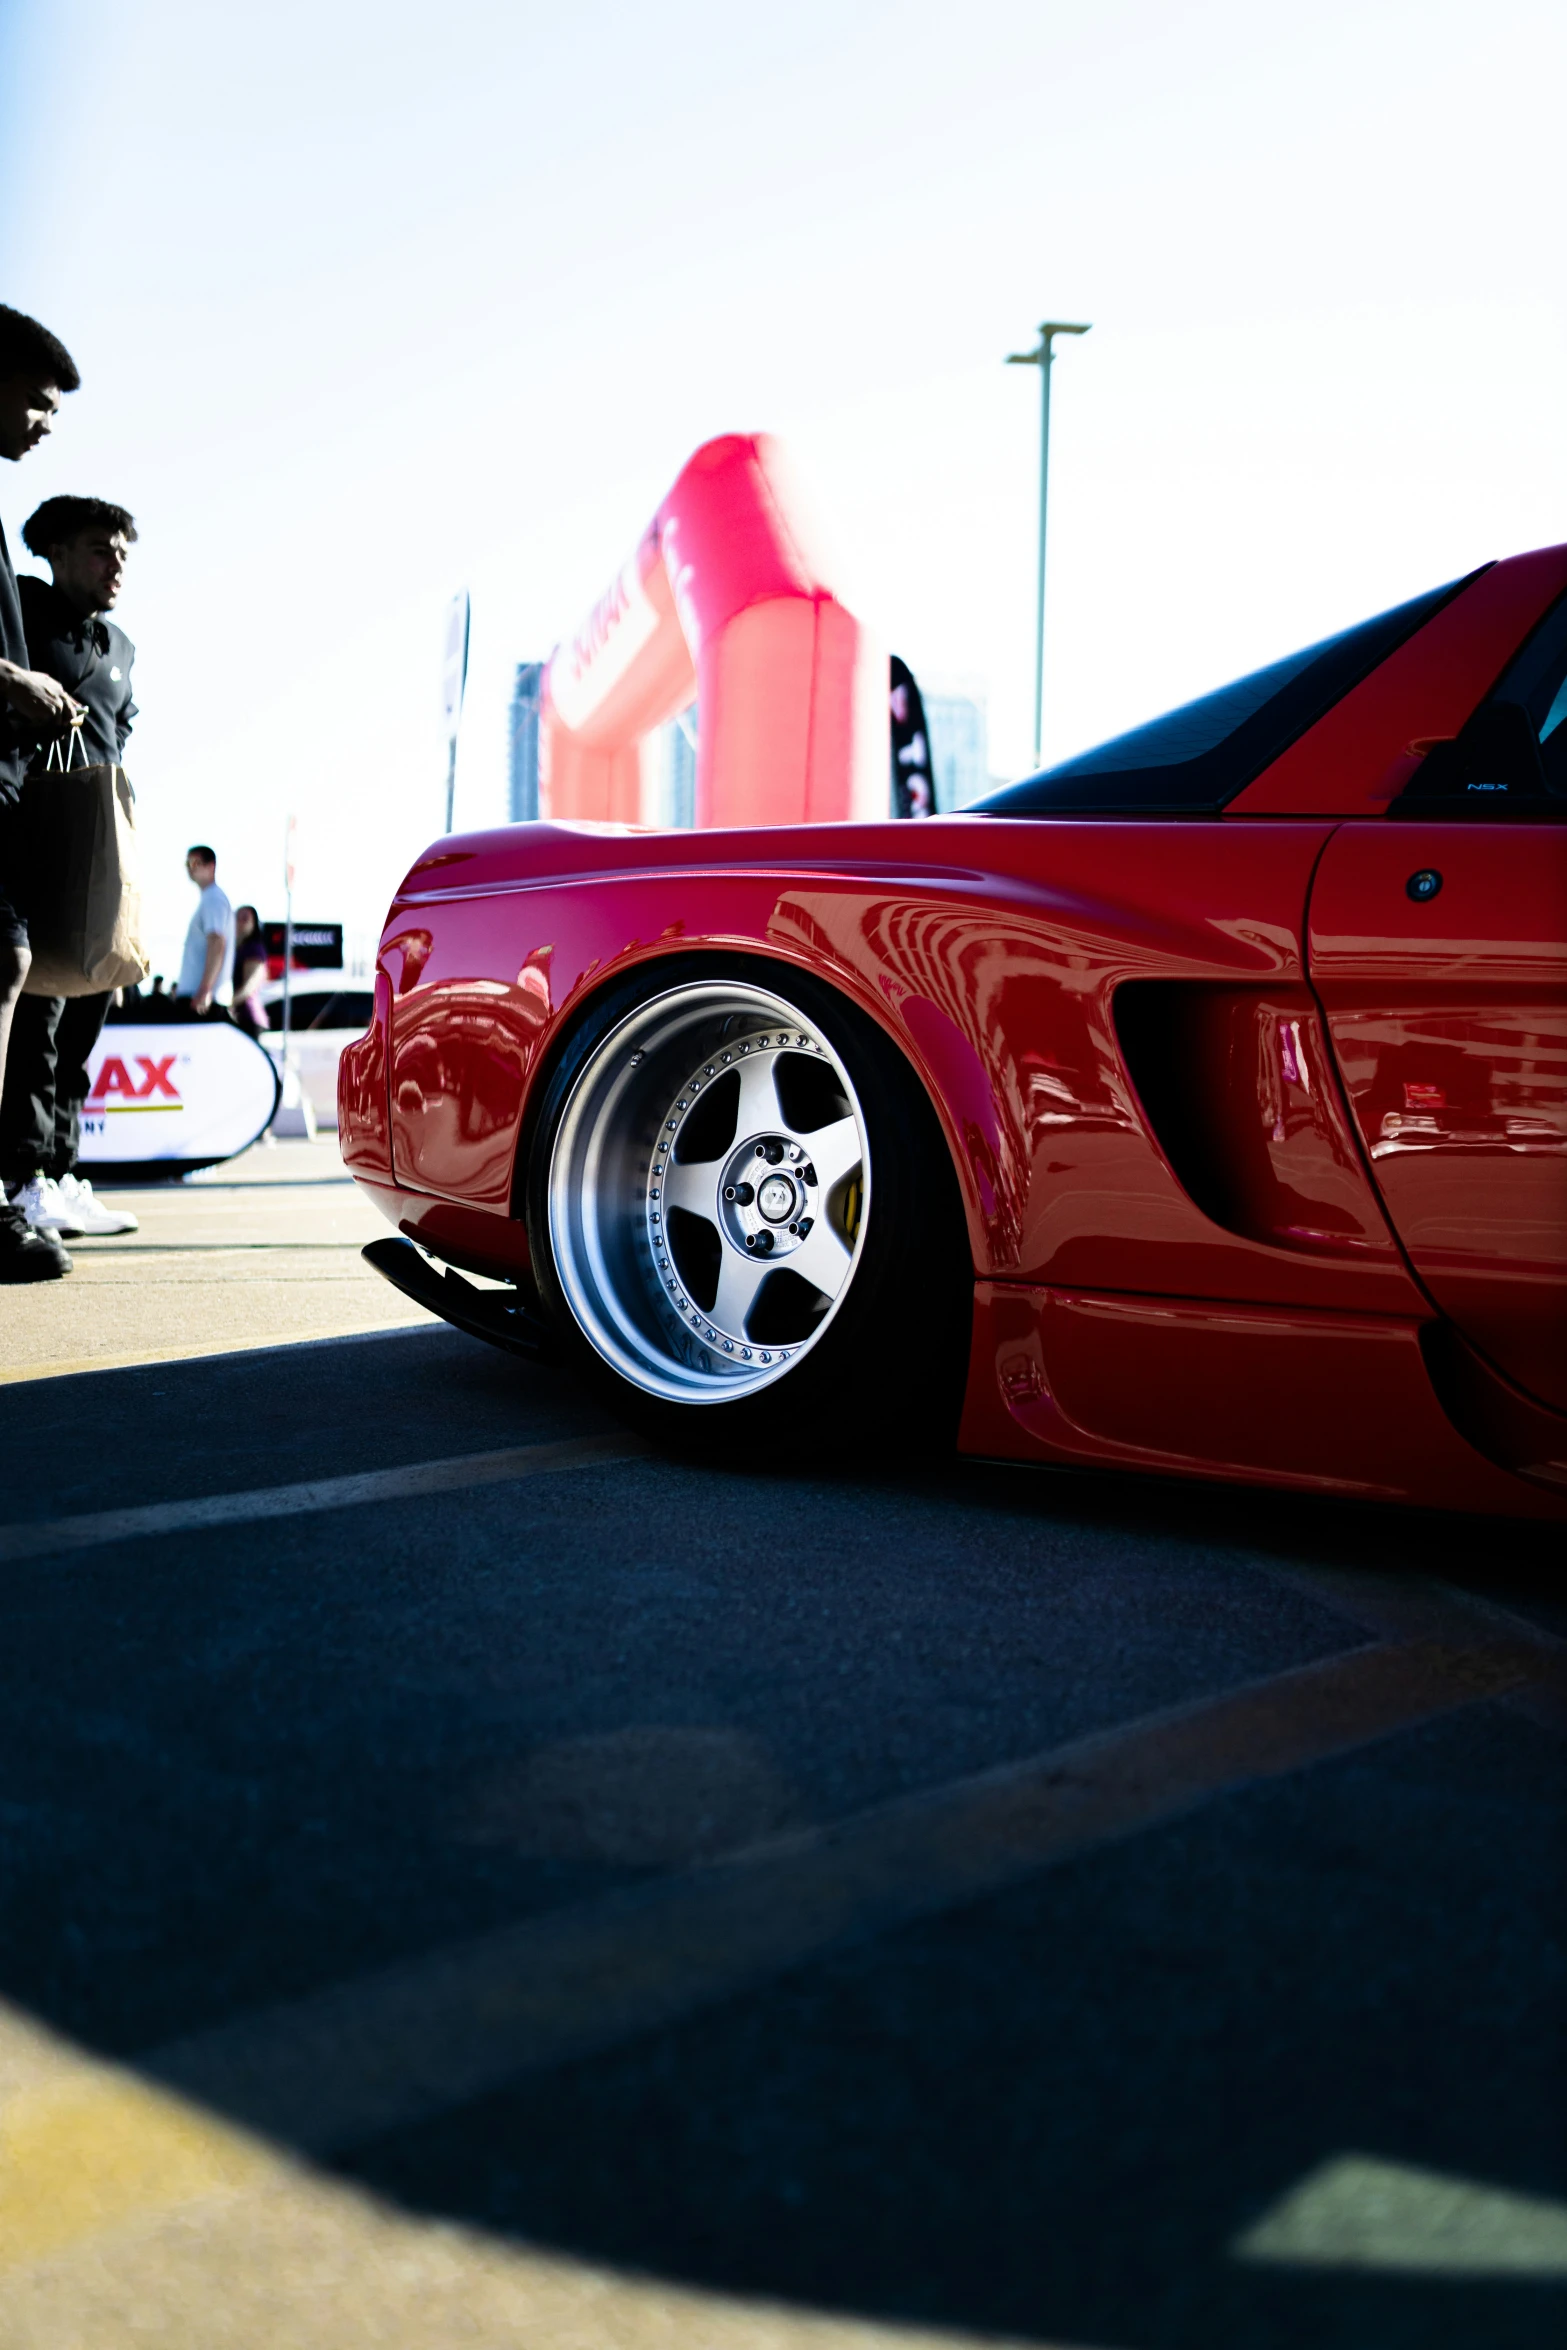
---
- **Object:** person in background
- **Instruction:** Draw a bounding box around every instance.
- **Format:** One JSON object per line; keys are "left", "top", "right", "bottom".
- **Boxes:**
{"left": 0, "top": 495, "right": 141, "bottom": 1241}
{"left": 0, "top": 303, "right": 82, "bottom": 1282}
{"left": 231, "top": 904, "right": 269, "bottom": 1036}
{"left": 176, "top": 845, "right": 234, "bottom": 1015}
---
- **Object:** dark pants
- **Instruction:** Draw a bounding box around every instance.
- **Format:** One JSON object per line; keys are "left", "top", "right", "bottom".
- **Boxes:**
{"left": 0, "top": 798, "right": 30, "bottom": 951}
{"left": 0, "top": 991, "right": 111, "bottom": 1185}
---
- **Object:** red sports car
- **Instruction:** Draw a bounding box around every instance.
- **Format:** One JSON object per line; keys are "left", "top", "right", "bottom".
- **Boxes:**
{"left": 345, "top": 546, "right": 1567, "bottom": 1518}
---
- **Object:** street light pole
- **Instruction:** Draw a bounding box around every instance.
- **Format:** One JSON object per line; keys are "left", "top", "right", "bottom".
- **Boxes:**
{"left": 281, "top": 811, "right": 297, "bottom": 1072}
{"left": 1007, "top": 320, "right": 1090, "bottom": 768}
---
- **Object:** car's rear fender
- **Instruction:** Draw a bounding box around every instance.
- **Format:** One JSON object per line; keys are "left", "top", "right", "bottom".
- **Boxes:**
{"left": 506, "top": 938, "right": 975, "bottom": 1250}
{"left": 372, "top": 866, "right": 991, "bottom": 1279}
{"left": 372, "top": 820, "right": 1423, "bottom": 1315}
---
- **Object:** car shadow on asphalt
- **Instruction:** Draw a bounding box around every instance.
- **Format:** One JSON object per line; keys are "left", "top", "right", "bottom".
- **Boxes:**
{"left": 1, "top": 1326, "right": 1563, "bottom": 2348}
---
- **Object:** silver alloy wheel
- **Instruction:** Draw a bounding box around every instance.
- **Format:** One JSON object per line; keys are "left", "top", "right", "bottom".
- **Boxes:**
{"left": 547, "top": 981, "right": 870, "bottom": 1404}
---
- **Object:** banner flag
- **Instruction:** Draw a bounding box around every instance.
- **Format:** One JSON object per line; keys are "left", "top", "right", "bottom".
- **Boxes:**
{"left": 79, "top": 1023, "right": 281, "bottom": 1173}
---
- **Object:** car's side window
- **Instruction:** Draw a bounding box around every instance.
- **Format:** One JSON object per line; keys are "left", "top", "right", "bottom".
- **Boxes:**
{"left": 1396, "top": 591, "right": 1567, "bottom": 817}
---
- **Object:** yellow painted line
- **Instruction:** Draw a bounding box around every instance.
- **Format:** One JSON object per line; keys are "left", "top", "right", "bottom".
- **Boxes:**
{"left": 0, "top": 2058, "right": 276, "bottom": 2271}
{"left": 0, "top": 2018, "right": 1056, "bottom": 2346}
{"left": 0, "top": 1628, "right": 1544, "bottom": 2293}
{"left": 0, "top": 1318, "right": 433, "bottom": 1387}
{"left": 145, "top": 1633, "right": 1549, "bottom": 2157}
{"left": 1265, "top": 1560, "right": 1567, "bottom": 1737}
{"left": 0, "top": 1432, "right": 645, "bottom": 1561}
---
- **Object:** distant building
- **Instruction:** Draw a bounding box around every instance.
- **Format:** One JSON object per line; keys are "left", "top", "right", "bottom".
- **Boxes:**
{"left": 660, "top": 707, "right": 697, "bottom": 828}
{"left": 512, "top": 670, "right": 696, "bottom": 826}
{"left": 924, "top": 690, "right": 991, "bottom": 811}
{"left": 509, "top": 661, "right": 545, "bottom": 822}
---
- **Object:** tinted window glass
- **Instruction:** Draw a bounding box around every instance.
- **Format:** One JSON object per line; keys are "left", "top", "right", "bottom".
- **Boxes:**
{"left": 975, "top": 572, "right": 1477, "bottom": 817}
{"left": 1395, "top": 589, "right": 1567, "bottom": 818}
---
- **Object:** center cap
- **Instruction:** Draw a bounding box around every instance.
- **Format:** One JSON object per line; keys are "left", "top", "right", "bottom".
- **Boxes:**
{"left": 756, "top": 1173, "right": 796, "bottom": 1224}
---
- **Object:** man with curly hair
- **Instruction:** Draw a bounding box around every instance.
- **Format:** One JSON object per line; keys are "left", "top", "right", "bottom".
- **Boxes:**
{"left": 0, "top": 303, "right": 83, "bottom": 1280}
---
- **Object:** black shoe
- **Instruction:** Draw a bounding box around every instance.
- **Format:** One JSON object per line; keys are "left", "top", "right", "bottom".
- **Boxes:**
{"left": 0, "top": 1203, "right": 73, "bottom": 1281}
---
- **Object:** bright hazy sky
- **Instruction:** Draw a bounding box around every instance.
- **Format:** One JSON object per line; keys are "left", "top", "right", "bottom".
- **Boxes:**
{"left": 2, "top": 0, "right": 1563, "bottom": 970}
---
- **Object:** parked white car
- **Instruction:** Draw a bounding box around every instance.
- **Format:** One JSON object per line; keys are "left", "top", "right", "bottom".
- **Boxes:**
{"left": 255, "top": 971, "right": 374, "bottom": 1131}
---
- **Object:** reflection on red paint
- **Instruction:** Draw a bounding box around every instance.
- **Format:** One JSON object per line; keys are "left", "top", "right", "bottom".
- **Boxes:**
{"left": 1307, "top": 820, "right": 1567, "bottom": 1413}
{"left": 1278, "top": 1019, "right": 1304, "bottom": 1091}
{"left": 338, "top": 966, "right": 392, "bottom": 1172}
{"left": 960, "top": 1281, "right": 1563, "bottom": 1518}
{"left": 385, "top": 928, "right": 434, "bottom": 995}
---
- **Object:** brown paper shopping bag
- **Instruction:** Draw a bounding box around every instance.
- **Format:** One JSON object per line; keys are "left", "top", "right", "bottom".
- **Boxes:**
{"left": 21, "top": 725, "right": 150, "bottom": 997}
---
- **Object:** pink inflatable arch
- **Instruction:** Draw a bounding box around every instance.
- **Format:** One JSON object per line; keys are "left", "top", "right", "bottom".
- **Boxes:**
{"left": 539, "top": 434, "right": 888, "bottom": 828}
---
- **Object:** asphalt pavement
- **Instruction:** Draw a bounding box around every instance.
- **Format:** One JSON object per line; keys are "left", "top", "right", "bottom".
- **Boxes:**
{"left": 0, "top": 1142, "right": 1563, "bottom": 2348}
{"left": 0, "top": 1136, "right": 424, "bottom": 1384}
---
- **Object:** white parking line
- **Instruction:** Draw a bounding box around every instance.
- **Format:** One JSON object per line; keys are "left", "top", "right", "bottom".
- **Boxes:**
{"left": 0, "top": 1433, "right": 647, "bottom": 1562}
{"left": 145, "top": 1632, "right": 1550, "bottom": 2157}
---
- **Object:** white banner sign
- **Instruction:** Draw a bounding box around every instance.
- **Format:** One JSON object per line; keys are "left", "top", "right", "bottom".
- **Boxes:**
{"left": 80, "top": 1023, "right": 281, "bottom": 1167}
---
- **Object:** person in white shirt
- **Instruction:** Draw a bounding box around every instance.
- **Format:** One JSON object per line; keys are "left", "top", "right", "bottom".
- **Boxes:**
{"left": 177, "top": 844, "right": 234, "bottom": 1013}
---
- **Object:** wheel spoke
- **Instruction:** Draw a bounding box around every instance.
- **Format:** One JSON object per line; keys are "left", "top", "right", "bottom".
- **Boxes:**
{"left": 710, "top": 1244, "right": 770, "bottom": 1337}
{"left": 553, "top": 986, "right": 874, "bottom": 1398}
{"left": 733, "top": 1050, "right": 785, "bottom": 1141}
{"left": 661, "top": 1159, "right": 719, "bottom": 1215}
{"left": 805, "top": 1113, "right": 861, "bottom": 1191}
{"left": 790, "top": 1218, "right": 854, "bottom": 1301}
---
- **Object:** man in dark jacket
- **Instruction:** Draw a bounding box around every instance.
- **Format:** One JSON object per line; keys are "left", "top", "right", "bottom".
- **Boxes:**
{"left": 0, "top": 304, "right": 82, "bottom": 1281}
{"left": 1, "top": 496, "right": 141, "bottom": 1239}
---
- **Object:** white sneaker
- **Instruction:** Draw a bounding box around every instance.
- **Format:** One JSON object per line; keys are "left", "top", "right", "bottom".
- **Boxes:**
{"left": 8, "top": 1175, "right": 69, "bottom": 1233}
{"left": 51, "top": 1171, "right": 140, "bottom": 1236}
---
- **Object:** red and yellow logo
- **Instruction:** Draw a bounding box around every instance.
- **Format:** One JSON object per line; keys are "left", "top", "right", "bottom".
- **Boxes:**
{"left": 88, "top": 1054, "right": 183, "bottom": 1110}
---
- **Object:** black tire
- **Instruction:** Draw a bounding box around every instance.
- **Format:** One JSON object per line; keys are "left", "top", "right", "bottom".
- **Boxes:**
{"left": 524, "top": 954, "right": 972, "bottom": 1458}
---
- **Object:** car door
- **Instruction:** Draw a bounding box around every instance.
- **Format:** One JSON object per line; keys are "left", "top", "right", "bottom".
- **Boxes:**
{"left": 1306, "top": 598, "right": 1567, "bottom": 1411}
